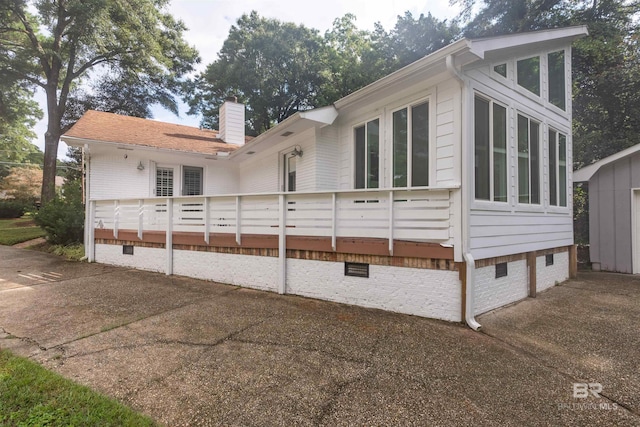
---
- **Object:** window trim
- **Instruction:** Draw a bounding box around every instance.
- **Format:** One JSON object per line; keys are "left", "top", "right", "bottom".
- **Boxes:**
{"left": 516, "top": 112, "right": 542, "bottom": 206}
{"left": 548, "top": 128, "right": 568, "bottom": 208}
{"left": 353, "top": 117, "right": 381, "bottom": 189}
{"left": 390, "top": 97, "right": 432, "bottom": 188}
{"left": 473, "top": 93, "right": 509, "bottom": 203}
{"left": 182, "top": 165, "right": 204, "bottom": 196}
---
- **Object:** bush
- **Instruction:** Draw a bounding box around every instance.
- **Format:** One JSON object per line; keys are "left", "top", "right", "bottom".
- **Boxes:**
{"left": 34, "top": 181, "right": 84, "bottom": 245}
{"left": 0, "top": 200, "right": 29, "bottom": 218}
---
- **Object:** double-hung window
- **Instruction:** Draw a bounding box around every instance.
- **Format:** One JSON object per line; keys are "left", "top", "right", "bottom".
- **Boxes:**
{"left": 474, "top": 96, "right": 508, "bottom": 202}
{"left": 354, "top": 119, "right": 380, "bottom": 189}
{"left": 393, "top": 101, "right": 429, "bottom": 187}
{"left": 183, "top": 166, "right": 203, "bottom": 196}
{"left": 517, "top": 114, "right": 541, "bottom": 204}
{"left": 548, "top": 129, "right": 567, "bottom": 207}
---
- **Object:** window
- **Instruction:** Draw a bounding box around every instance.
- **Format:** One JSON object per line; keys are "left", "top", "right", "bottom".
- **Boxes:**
{"left": 354, "top": 119, "right": 380, "bottom": 189}
{"left": 517, "top": 56, "right": 540, "bottom": 96}
{"left": 156, "top": 167, "right": 173, "bottom": 197}
{"left": 393, "top": 101, "right": 429, "bottom": 187}
{"left": 286, "top": 155, "right": 296, "bottom": 192}
{"left": 494, "top": 63, "right": 507, "bottom": 78}
{"left": 474, "top": 96, "right": 508, "bottom": 202}
{"left": 495, "top": 262, "right": 508, "bottom": 278}
{"left": 546, "top": 254, "right": 554, "bottom": 266}
{"left": 548, "top": 51, "right": 566, "bottom": 110}
{"left": 517, "top": 114, "right": 540, "bottom": 204}
{"left": 548, "top": 130, "right": 568, "bottom": 207}
{"left": 182, "top": 166, "right": 203, "bottom": 196}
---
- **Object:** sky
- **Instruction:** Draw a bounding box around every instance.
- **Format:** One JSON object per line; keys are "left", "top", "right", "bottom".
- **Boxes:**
{"left": 31, "top": 0, "right": 461, "bottom": 159}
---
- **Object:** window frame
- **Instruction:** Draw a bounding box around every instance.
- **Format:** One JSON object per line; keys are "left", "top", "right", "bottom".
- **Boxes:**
{"left": 473, "top": 94, "right": 509, "bottom": 203}
{"left": 547, "top": 49, "right": 567, "bottom": 112}
{"left": 390, "top": 98, "right": 431, "bottom": 188}
{"left": 353, "top": 117, "right": 381, "bottom": 189}
{"left": 548, "top": 128, "right": 568, "bottom": 208}
{"left": 182, "top": 165, "right": 204, "bottom": 196}
{"left": 516, "top": 113, "right": 542, "bottom": 206}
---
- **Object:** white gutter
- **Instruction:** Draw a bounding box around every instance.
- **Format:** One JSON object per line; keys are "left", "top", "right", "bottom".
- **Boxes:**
{"left": 446, "top": 54, "right": 481, "bottom": 331}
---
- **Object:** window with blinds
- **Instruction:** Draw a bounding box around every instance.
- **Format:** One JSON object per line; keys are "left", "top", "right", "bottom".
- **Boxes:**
{"left": 156, "top": 167, "right": 174, "bottom": 197}
{"left": 182, "top": 166, "right": 203, "bottom": 196}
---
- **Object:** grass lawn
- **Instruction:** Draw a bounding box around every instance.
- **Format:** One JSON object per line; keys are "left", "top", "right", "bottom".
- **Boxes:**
{"left": 0, "top": 217, "right": 46, "bottom": 246}
{"left": 0, "top": 349, "right": 156, "bottom": 426}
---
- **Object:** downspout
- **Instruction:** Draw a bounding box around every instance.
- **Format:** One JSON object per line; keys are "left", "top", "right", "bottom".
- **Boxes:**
{"left": 446, "top": 54, "right": 481, "bottom": 331}
{"left": 83, "top": 144, "right": 91, "bottom": 261}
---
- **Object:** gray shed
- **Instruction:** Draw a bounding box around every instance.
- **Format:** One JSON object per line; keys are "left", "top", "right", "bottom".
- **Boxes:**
{"left": 574, "top": 144, "right": 640, "bottom": 273}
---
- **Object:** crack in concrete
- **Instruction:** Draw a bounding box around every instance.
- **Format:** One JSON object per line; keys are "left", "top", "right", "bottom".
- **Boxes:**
{"left": 0, "top": 326, "right": 47, "bottom": 351}
{"left": 479, "top": 328, "right": 640, "bottom": 419}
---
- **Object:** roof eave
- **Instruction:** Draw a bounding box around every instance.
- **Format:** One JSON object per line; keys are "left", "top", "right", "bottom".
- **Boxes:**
{"left": 61, "top": 135, "right": 235, "bottom": 158}
{"left": 574, "top": 142, "right": 640, "bottom": 182}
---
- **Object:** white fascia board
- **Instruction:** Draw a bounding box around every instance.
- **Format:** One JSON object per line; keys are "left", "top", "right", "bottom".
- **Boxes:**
{"left": 60, "top": 135, "right": 231, "bottom": 159}
{"left": 229, "top": 106, "right": 339, "bottom": 159}
{"left": 299, "top": 105, "right": 339, "bottom": 125}
{"left": 469, "top": 25, "right": 588, "bottom": 57}
{"left": 574, "top": 143, "right": 640, "bottom": 182}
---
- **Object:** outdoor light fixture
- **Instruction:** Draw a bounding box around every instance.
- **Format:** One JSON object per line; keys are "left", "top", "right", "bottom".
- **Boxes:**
{"left": 291, "top": 145, "right": 303, "bottom": 158}
{"left": 137, "top": 161, "right": 145, "bottom": 171}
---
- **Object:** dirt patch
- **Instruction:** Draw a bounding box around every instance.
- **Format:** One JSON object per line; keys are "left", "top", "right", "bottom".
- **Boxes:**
{"left": 12, "top": 237, "right": 46, "bottom": 248}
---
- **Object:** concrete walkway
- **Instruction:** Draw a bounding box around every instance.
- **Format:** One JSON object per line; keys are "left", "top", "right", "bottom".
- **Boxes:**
{"left": 0, "top": 245, "right": 638, "bottom": 426}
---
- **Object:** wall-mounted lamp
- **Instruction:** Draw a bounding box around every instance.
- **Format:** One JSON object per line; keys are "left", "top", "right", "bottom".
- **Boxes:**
{"left": 137, "top": 161, "right": 145, "bottom": 171}
{"left": 291, "top": 145, "right": 303, "bottom": 158}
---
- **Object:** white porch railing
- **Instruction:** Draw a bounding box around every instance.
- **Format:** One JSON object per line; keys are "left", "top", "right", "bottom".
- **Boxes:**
{"left": 88, "top": 187, "right": 458, "bottom": 284}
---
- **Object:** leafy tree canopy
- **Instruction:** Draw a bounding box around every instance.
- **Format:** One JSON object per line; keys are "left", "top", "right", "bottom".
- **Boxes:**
{"left": 187, "top": 11, "right": 328, "bottom": 135}
{"left": 186, "top": 11, "right": 460, "bottom": 135}
{"left": 0, "top": 0, "right": 200, "bottom": 203}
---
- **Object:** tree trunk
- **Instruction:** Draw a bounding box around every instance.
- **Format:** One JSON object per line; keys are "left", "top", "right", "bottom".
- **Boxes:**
{"left": 41, "top": 86, "right": 61, "bottom": 205}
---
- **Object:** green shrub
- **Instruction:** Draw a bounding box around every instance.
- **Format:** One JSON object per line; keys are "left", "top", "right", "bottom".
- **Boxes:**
{"left": 0, "top": 200, "right": 29, "bottom": 218}
{"left": 34, "top": 181, "right": 84, "bottom": 245}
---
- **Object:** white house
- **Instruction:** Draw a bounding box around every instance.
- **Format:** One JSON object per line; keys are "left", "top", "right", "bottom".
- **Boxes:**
{"left": 62, "top": 26, "right": 587, "bottom": 329}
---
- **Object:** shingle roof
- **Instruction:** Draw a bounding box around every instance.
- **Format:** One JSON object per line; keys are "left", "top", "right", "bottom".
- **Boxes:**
{"left": 63, "top": 110, "right": 250, "bottom": 155}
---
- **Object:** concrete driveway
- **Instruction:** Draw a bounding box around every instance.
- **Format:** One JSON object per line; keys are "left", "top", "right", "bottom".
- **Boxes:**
{"left": 0, "top": 245, "right": 638, "bottom": 426}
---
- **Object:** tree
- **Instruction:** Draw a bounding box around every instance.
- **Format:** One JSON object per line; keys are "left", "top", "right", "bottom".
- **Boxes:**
{"left": 385, "top": 11, "right": 461, "bottom": 68}
{"left": 187, "top": 11, "right": 328, "bottom": 135}
{"left": 0, "top": 79, "right": 43, "bottom": 178}
{"left": 319, "top": 14, "right": 390, "bottom": 103}
{"left": 0, "top": 0, "right": 199, "bottom": 204}
{"left": 0, "top": 165, "right": 42, "bottom": 201}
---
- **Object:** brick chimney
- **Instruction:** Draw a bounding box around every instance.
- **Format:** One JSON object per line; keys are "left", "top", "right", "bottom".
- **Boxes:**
{"left": 219, "top": 96, "right": 245, "bottom": 146}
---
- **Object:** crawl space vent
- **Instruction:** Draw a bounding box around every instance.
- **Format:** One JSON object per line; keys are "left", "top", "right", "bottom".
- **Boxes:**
{"left": 123, "top": 245, "right": 134, "bottom": 255}
{"left": 345, "top": 262, "right": 369, "bottom": 278}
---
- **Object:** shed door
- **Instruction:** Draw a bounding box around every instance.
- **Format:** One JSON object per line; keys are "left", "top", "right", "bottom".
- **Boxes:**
{"left": 634, "top": 190, "right": 640, "bottom": 273}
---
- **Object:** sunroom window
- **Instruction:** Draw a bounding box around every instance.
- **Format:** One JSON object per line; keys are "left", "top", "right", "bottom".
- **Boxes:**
{"left": 474, "top": 96, "right": 508, "bottom": 202}
{"left": 517, "top": 114, "right": 540, "bottom": 204}
{"left": 494, "top": 63, "right": 507, "bottom": 78}
{"left": 517, "top": 56, "right": 540, "bottom": 96}
{"left": 548, "top": 129, "right": 567, "bottom": 207}
{"left": 548, "top": 51, "right": 566, "bottom": 110}
{"left": 393, "top": 101, "right": 429, "bottom": 187}
{"left": 354, "top": 119, "right": 380, "bottom": 189}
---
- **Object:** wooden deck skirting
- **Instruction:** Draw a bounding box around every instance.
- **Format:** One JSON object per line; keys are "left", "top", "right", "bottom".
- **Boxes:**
{"left": 94, "top": 229, "right": 455, "bottom": 270}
